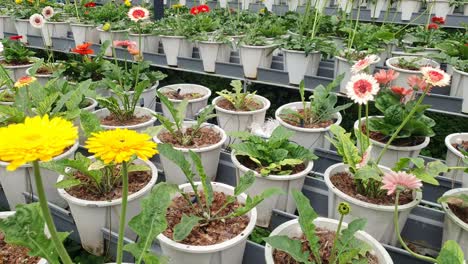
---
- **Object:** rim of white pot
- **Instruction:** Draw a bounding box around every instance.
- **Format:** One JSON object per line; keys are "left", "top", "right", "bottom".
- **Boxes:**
{"left": 353, "top": 116, "right": 430, "bottom": 151}
{"left": 453, "top": 67, "right": 468, "bottom": 75}
{"left": 45, "top": 21, "right": 69, "bottom": 25}
{"left": 69, "top": 23, "right": 96, "bottom": 27}
{"left": 15, "top": 18, "right": 30, "bottom": 22}
{"left": 114, "top": 82, "right": 159, "bottom": 96}
{"left": 129, "top": 32, "right": 156, "bottom": 37}
{"left": 198, "top": 40, "right": 225, "bottom": 45}
{"left": 1, "top": 60, "right": 35, "bottom": 69}
{"left": 82, "top": 97, "right": 98, "bottom": 111}
{"left": 335, "top": 51, "right": 382, "bottom": 64}
{"left": 93, "top": 106, "right": 157, "bottom": 130}
{"left": 440, "top": 188, "right": 468, "bottom": 231}
{"left": 0, "top": 141, "right": 79, "bottom": 169}
{"left": 275, "top": 102, "right": 342, "bottom": 133}
{"left": 154, "top": 121, "right": 227, "bottom": 153}
{"left": 445, "top": 133, "right": 468, "bottom": 160}
{"left": 25, "top": 65, "right": 59, "bottom": 78}
{"left": 386, "top": 56, "right": 440, "bottom": 73}
{"left": 324, "top": 163, "right": 422, "bottom": 212}
{"left": 96, "top": 27, "right": 129, "bottom": 33}
{"left": 157, "top": 181, "right": 257, "bottom": 253}
{"left": 231, "top": 151, "right": 314, "bottom": 181}
{"left": 264, "top": 217, "right": 394, "bottom": 264}
{"left": 281, "top": 48, "right": 320, "bottom": 55}
{"left": 57, "top": 158, "right": 157, "bottom": 207}
{"left": 239, "top": 43, "right": 278, "bottom": 49}
{"left": 159, "top": 35, "right": 185, "bottom": 39}
{"left": 213, "top": 95, "right": 271, "bottom": 115}
{"left": 157, "top": 84, "right": 211, "bottom": 103}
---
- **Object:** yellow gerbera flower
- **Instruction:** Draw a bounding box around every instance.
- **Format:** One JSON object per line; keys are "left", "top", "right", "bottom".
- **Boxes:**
{"left": 124, "top": 0, "right": 132, "bottom": 7}
{"left": 85, "top": 129, "right": 157, "bottom": 164}
{"left": 14, "top": 76, "right": 36, "bottom": 88}
{"left": 102, "top": 22, "right": 111, "bottom": 31}
{"left": 15, "top": 0, "right": 23, "bottom": 4}
{"left": 0, "top": 115, "right": 78, "bottom": 171}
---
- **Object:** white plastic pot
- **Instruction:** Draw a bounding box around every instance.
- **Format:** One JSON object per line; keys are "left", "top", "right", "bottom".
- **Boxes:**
{"left": 354, "top": 116, "right": 430, "bottom": 168}
{"left": 334, "top": 55, "right": 380, "bottom": 93}
{"left": 324, "top": 163, "right": 422, "bottom": 245}
{"left": 241, "top": 0, "right": 250, "bottom": 10}
{"left": 25, "top": 66, "right": 55, "bottom": 85}
{"left": 154, "top": 121, "right": 226, "bottom": 184}
{"left": 1, "top": 60, "right": 34, "bottom": 81}
{"left": 96, "top": 27, "right": 129, "bottom": 57}
{"left": 440, "top": 188, "right": 468, "bottom": 258}
{"left": 160, "top": 35, "right": 193, "bottom": 66}
{"left": 0, "top": 142, "right": 78, "bottom": 209}
{"left": 14, "top": 19, "right": 40, "bottom": 43}
{"left": 41, "top": 21, "right": 69, "bottom": 47}
{"left": 386, "top": 56, "right": 439, "bottom": 88}
{"left": 239, "top": 44, "right": 277, "bottom": 79}
{"left": 0, "top": 16, "right": 17, "bottom": 37}
{"left": 288, "top": 0, "right": 299, "bottom": 10}
{"left": 337, "top": 0, "right": 353, "bottom": 13}
{"left": 282, "top": 49, "right": 321, "bottom": 85}
{"left": 465, "top": 3, "right": 468, "bottom": 15}
{"left": 57, "top": 158, "right": 158, "bottom": 256}
{"left": 451, "top": 67, "right": 468, "bottom": 100}
{"left": 70, "top": 23, "right": 100, "bottom": 46}
{"left": 128, "top": 33, "right": 160, "bottom": 54}
{"left": 276, "top": 102, "right": 342, "bottom": 151}
{"left": 391, "top": 47, "right": 440, "bottom": 57}
{"left": 213, "top": 95, "right": 270, "bottom": 146}
{"left": 432, "top": 0, "right": 454, "bottom": 18}
{"left": 93, "top": 106, "right": 156, "bottom": 133}
{"left": 219, "top": 0, "right": 228, "bottom": 7}
{"left": 231, "top": 152, "right": 314, "bottom": 227}
{"left": 157, "top": 181, "right": 257, "bottom": 264}
{"left": 110, "top": 82, "right": 159, "bottom": 109}
{"left": 331, "top": 37, "right": 345, "bottom": 51}
{"left": 369, "top": 0, "right": 387, "bottom": 18}
{"left": 398, "top": 0, "right": 421, "bottom": 20}
{"left": 158, "top": 83, "right": 211, "bottom": 120}
{"left": 76, "top": 98, "right": 98, "bottom": 146}
{"left": 445, "top": 133, "right": 468, "bottom": 187}
{"left": 198, "top": 41, "right": 230, "bottom": 73}
{"left": 265, "top": 217, "right": 394, "bottom": 264}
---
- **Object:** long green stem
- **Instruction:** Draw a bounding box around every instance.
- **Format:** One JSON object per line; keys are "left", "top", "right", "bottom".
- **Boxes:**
{"left": 32, "top": 161, "right": 73, "bottom": 264}
{"left": 357, "top": 104, "right": 363, "bottom": 154}
{"left": 365, "top": 103, "right": 370, "bottom": 146}
{"left": 329, "top": 213, "right": 345, "bottom": 264}
{"left": 116, "top": 161, "right": 129, "bottom": 264}
{"left": 375, "top": 92, "right": 427, "bottom": 164}
{"left": 393, "top": 191, "right": 438, "bottom": 263}
{"left": 347, "top": 0, "right": 361, "bottom": 51}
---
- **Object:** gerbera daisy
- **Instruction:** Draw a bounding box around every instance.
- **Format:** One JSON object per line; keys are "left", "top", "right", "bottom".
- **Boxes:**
{"left": 14, "top": 76, "right": 36, "bottom": 88}
{"left": 42, "top": 6, "right": 54, "bottom": 19}
{"left": 84, "top": 2, "right": 96, "bottom": 7}
{"left": 374, "top": 69, "right": 399, "bottom": 85}
{"left": 346, "top": 73, "right": 379, "bottom": 105}
{"left": 127, "top": 6, "right": 149, "bottom": 22}
{"left": 427, "top": 23, "right": 439, "bottom": 30}
{"left": 381, "top": 171, "right": 422, "bottom": 195}
{"left": 9, "top": 35, "right": 22, "bottom": 41}
{"left": 190, "top": 6, "right": 200, "bottom": 15}
{"left": 351, "top": 54, "right": 379, "bottom": 74}
{"left": 420, "top": 67, "right": 450, "bottom": 87}
{"left": 407, "top": 75, "right": 428, "bottom": 92}
{"left": 198, "top": 4, "right": 210, "bottom": 12}
{"left": 29, "top": 14, "right": 44, "bottom": 29}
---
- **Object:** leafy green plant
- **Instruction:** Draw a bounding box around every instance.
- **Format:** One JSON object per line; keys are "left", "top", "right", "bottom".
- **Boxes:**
{"left": 1, "top": 38, "right": 35, "bottom": 65}
{"left": 403, "top": 25, "right": 447, "bottom": 49}
{"left": 157, "top": 143, "right": 282, "bottom": 242}
{"left": 434, "top": 39, "right": 468, "bottom": 72}
{"left": 230, "top": 126, "right": 317, "bottom": 176}
{"left": 264, "top": 191, "right": 371, "bottom": 264}
{"left": 281, "top": 35, "right": 336, "bottom": 57}
{"left": 216, "top": 80, "right": 260, "bottom": 111}
{"left": 92, "top": 1, "right": 129, "bottom": 30}
{"left": 392, "top": 57, "right": 424, "bottom": 71}
{"left": 279, "top": 76, "right": 351, "bottom": 128}
{"left": 63, "top": 41, "right": 111, "bottom": 82}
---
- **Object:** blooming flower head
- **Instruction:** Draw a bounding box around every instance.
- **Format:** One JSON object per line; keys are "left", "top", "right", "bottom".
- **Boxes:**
{"left": 9, "top": 35, "right": 23, "bottom": 41}
{"left": 391, "top": 86, "right": 413, "bottom": 96}
{"left": 14, "top": 76, "right": 37, "bottom": 88}
{"left": 351, "top": 54, "right": 379, "bottom": 74}
{"left": 346, "top": 73, "right": 379, "bottom": 105}
{"left": 0, "top": 42, "right": 3, "bottom": 54}
{"left": 124, "top": 0, "right": 132, "bottom": 7}
{"left": 29, "top": 14, "right": 45, "bottom": 29}
{"left": 15, "top": 0, "right": 22, "bottom": 4}
{"left": 42, "top": 6, "right": 54, "bottom": 19}
{"left": 127, "top": 46, "right": 140, "bottom": 56}
{"left": 0, "top": 115, "right": 78, "bottom": 170}
{"left": 86, "top": 129, "right": 157, "bottom": 164}
{"left": 374, "top": 69, "right": 399, "bottom": 86}
{"left": 190, "top": 6, "right": 200, "bottom": 15}
{"left": 102, "top": 22, "right": 111, "bottom": 31}
{"left": 407, "top": 75, "right": 428, "bottom": 92}
{"left": 431, "top": 16, "right": 445, "bottom": 24}
{"left": 127, "top": 6, "right": 149, "bottom": 22}
{"left": 420, "top": 67, "right": 450, "bottom": 87}
{"left": 381, "top": 171, "right": 422, "bottom": 195}
{"left": 71, "top": 42, "right": 94, "bottom": 55}
{"left": 428, "top": 23, "right": 439, "bottom": 30}
{"left": 84, "top": 2, "right": 96, "bottom": 7}
{"left": 357, "top": 145, "right": 372, "bottom": 169}
{"left": 198, "top": 4, "right": 210, "bottom": 13}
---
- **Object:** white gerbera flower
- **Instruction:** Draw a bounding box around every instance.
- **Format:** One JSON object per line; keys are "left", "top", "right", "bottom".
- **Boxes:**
{"left": 127, "top": 6, "right": 150, "bottom": 22}
{"left": 346, "top": 73, "right": 379, "bottom": 105}
{"left": 420, "top": 67, "right": 451, "bottom": 87}
{"left": 42, "top": 6, "right": 54, "bottom": 19}
{"left": 29, "top": 14, "right": 45, "bottom": 29}
{"left": 0, "top": 42, "right": 3, "bottom": 54}
{"left": 351, "top": 54, "right": 380, "bottom": 74}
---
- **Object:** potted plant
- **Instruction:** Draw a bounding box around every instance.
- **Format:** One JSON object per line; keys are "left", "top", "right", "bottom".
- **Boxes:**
{"left": 213, "top": 80, "right": 270, "bottom": 145}
{"left": 94, "top": 2, "right": 131, "bottom": 56}
{"left": 193, "top": 31, "right": 232, "bottom": 73}
{"left": 230, "top": 126, "right": 317, "bottom": 226}
{"left": 158, "top": 83, "right": 211, "bottom": 120}
{"left": 12, "top": 0, "right": 41, "bottom": 42}
{"left": 368, "top": 0, "right": 389, "bottom": 18}
{"left": 152, "top": 92, "right": 226, "bottom": 184}
{"left": 68, "top": 1, "right": 100, "bottom": 46}
{"left": 275, "top": 77, "right": 352, "bottom": 151}
{"left": 385, "top": 56, "right": 440, "bottom": 87}
{"left": 35, "top": 6, "right": 70, "bottom": 47}
{"left": 396, "top": 21, "right": 447, "bottom": 56}
{"left": 0, "top": 37, "right": 35, "bottom": 81}
{"left": 335, "top": 52, "right": 381, "bottom": 93}
{"left": 264, "top": 191, "right": 394, "bottom": 263}
{"left": 128, "top": 21, "right": 160, "bottom": 54}
{"left": 156, "top": 143, "right": 280, "bottom": 264}
{"left": 398, "top": 0, "right": 422, "bottom": 20}
{"left": 239, "top": 28, "right": 277, "bottom": 79}
{"left": 445, "top": 133, "right": 468, "bottom": 186}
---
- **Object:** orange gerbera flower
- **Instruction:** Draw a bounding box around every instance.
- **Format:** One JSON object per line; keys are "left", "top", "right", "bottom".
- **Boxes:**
{"left": 71, "top": 42, "right": 94, "bottom": 55}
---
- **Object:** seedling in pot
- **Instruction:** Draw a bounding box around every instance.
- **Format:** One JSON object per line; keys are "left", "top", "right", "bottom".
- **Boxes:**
{"left": 438, "top": 194, "right": 468, "bottom": 224}
{"left": 158, "top": 144, "right": 282, "bottom": 242}
{"left": 216, "top": 80, "right": 261, "bottom": 111}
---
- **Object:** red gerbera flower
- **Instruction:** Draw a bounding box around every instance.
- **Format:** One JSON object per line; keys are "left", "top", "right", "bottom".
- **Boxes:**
{"left": 71, "top": 42, "right": 94, "bottom": 55}
{"left": 9, "top": 35, "right": 23, "bottom": 40}
{"left": 427, "top": 23, "right": 439, "bottom": 30}
{"left": 84, "top": 2, "right": 96, "bottom": 7}
{"left": 190, "top": 6, "right": 200, "bottom": 15}
{"left": 464, "top": 43, "right": 468, "bottom": 47}
{"left": 198, "top": 4, "right": 210, "bottom": 13}
{"left": 431, "top": 16, "right": 445, "bottom": 24}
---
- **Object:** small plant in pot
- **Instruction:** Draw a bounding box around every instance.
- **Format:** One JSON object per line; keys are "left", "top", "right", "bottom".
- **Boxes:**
{"left": 151, "top": 91, "right": 226, "bottom": 184}
{"left": 385, "top": 56, "right": 440, "bottom": 87}
{"left": 67, "top": 0, "right": 100, "bottom": 46}
{"left": 156, "top": 143, "right": 282, "bottom": 264}
{"left": 0, "top": 37, "right": 35, "bottom": 81}
{"left": 158, "top": 14, "right": 195, "bottom": 66}
{"left": 213, "top": 80, "right": 270, "bottom": 145}
{"left": 400, "top": 22, "right": 447, "bottom": 55}
{"left": 158, "top": 83, "right": 211, "bottom": 120}
{"left": 230, "top": 126, "right": 317, "bottom": 227}
{"left": 275, "top": 76, "right": 352, "bottom": 150}
{"left": 192, "top": 31, "right": 232, "bottom": 73}
{"left": 445, "top": 133, "right": 468, "bottom": 186}
{"left": 264, "top": 191, "right": 394, "bottom": 264}
{"left": 239, "top": 27, "right": 277, "bottom": 79}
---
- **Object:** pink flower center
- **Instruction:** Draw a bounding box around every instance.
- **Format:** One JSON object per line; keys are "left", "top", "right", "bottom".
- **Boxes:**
{"left": 427, "top": 71, "right": 444, "bottom": 82}
{"left": 46, "top": 10, "right": 51, "bottom": 15}
{"left": 35, "top": 18, "right": 41, "bottom": 23}
{"left": 353, "top": 80, "right": 372, "bottom": 96}
{"left": 132, "top": 9, "right": 145, "bottom": 18}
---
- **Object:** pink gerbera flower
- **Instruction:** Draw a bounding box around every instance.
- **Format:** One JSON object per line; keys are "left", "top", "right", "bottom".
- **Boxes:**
{"left": 113, "top": 40, "right": 137, "bottom": 48}
{"left": 127, "top": 6, "right": 150, "bottom": 22}
{"left": 357, "top": 145, "right": 372, "bottom": 169}
{"left": 420, "top": 67, "right": 451, "bottom": 87}
{"left": 346, "top": 73, "right": 379, "bottom": 105}
{"left": 374, "top": 69, "right": 399, "bottom": 86}
{"left": 42, "top": 6, "right": 54, "bottom": 19}
{"left": 407, "top": 75, "right": 428, "bottom": 92}
{"left": 351, "top": 54, "right": 379, "bottom": 74}
{"left": 381, "top": 171, "right": 422, "bottom": 195}
{"left": 29, "top": 14, "right": 44, "bottom": 29}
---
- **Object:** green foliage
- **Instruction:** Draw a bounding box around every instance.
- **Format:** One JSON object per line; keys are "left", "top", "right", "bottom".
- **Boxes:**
{"left": 91, "top": 2, "right": 129, "bottom": 30}
{"left": 281, "top": 35, "right": 336, "bottom": 57}
{"left": 231, "top": 126, "right": 317, "bottom": 176}
{"left": 1, "top": 38, "right": 35, "bottom": 65}
{"left": 0, "top": 203, "right": 69, "bottom": 263}
{"left": 216, "top": 80, "right": 259, "bottom": 111}
{"left": 436, "top": 240, "right": 465, "bottom": 264}
{"left": 393, "top": 157, "right": 448, "bottom": 186}
{"left": 63, "top": 41, "right": 111, "bottom": 82}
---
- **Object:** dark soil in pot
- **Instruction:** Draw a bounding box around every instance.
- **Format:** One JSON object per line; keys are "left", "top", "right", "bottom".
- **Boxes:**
{"left": 330, "top": 172, "right": 414, "bottom": 206}
{"left": 236, "top": 155, "right": 306, "bottom": 175}
{"left": 361, "top": 124, "right": 426, "bottom": 147}
{"left": 36, "top": 66, "right": 53, "bottom": 75}
{"left": 216, "top": 98, "right": 263, "bottom": 111}
{"left": 0, "top": 60, "right": 33, "bottom": 66}
{"left": 159, "top": 127, "right": 222, "bottom": 148}
{"left": 163, "top": 191, "right": 249, "bottom": 246}
{"left": 281, "top": 109, "right": 335, "bottom": 129}
{"left": 163, "top": 91, "right": 203, "bottom": 100}
{"left": 448, "top": 204, "right": 468, "bottom": 224}
{"left": 0, "top": 232, "right": 41, "bottom": 264}
{"left": 272, "top": 228, "right": 379, "bottom": 264}
{"left": 100, "top": 114, "right": 151, "bottom": 126}
{"left": 452, "top": 141, "right": 468, "bottom": 153}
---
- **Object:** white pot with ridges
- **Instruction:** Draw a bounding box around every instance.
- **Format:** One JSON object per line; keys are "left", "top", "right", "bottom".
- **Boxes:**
{"left": 398, "top": 0, "right": 421, "bottom": 20}
{"left": 385, "top": 56, "right": 439, "bottom": 88}
{"left": 198, "top": 41, "right": 230, "bottom": 73}
{"left": 93, "top": 106, "right": 157, "bottom": 133}
{"left": 450, "top": 67, "right": 468, "bottom": 97}
{"left": 14, "top": 19, "right": 40, "bottom": 43}
{"left": 158, "top": 84, "right": 211, "bottom": 120}
{"left": 265, "top": 217, "right": 394, "bottom": 264}
{"left": 282, "top": 49, "right": 321, "bottom": 85}
{"left": 41, "top": 21, "right": 69, "bottom": 47}
{"left": 445, "top": 133, "right": 468, "bottom": 187}
{"left": 231, "top": 152, "right": 314, "bottom": 227}
{"left": 440, "top": 188, "right": 468, "bottom": 259}
{"left": 368, "top": 0, "right": 387, "bottom": 18}
{"left": 1, "top": 59, "right": 35, "bottom": 81}
{"left": 96, "top": 27, "right": 129, "bottom": 57}
{"left": 128, "top": 33, "right": 160, "bottom": 54}
{"left": 160, "top": 35, "right": 193, "bottom": 66}
{"left": 324, "top": 163, "right": 422, "bottom": 245}
{"left": 157, "top": 182, "right": 257, "bottom": 264}
{"left": 432, "top": 0, "right": 454, "bottom": 18}
{"left": 70, "top": 23, "right": 100, "bottom": 46}
{"left": 239, "top": 44, "right": 277, "bottom": 79}
{"left": 57, "top": 158, "right": 158, "bottom": 256}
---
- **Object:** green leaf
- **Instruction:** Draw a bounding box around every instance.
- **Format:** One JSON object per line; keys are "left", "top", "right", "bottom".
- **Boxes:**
{"left": 354, "top": 165, "right": 382, "bottom": 183}
{"left": 80, "top": 111, "right": 103, "bottom": 138}
{"left": 230, "top": 188, "right": 283, "bottom": 217}
{"left": 270, "top": 126, "right": 295, "bottom": 142}
{"left": 436, "top": 240, "right": 465, "bottom": 264}
{"left": 263, "top": 236, "right": 313, "bottom": 264}
{"left": 173, "top": 214, "right": 202, "bottom": 241}
{"left": 55, "top": 178, "right": 82, "bottom": 189}
{"left": 128, "top": 164, "right": 151, "bottom": 172}
{"left": 88, "top": 160, "right": 106, "bottom": 171}
{"left": 158, "top": 144, "right": 193, "bottom": 180}
{"left": 189, "top": 150, "right": 213, "bottom": 211}
{"left": 234, "top": 171, "right": 256, "bottom": 196}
